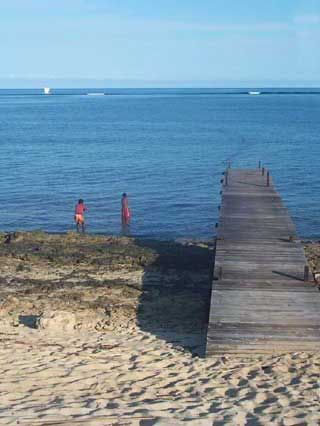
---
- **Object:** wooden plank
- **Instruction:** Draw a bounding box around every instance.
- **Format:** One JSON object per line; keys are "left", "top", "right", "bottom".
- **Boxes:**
{"left": 206, "top": 168, "right": 320, "bottom": 355}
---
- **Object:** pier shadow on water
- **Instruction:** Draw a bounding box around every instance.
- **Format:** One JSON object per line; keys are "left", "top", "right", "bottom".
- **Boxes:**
{"left": 135, "top": 239, "right": 213, "bottom": 357}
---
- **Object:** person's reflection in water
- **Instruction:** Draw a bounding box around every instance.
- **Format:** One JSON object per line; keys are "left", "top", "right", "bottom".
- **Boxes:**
{"left": 121, "top": 223, "right": 130, "bottom": 236}
{"left": 121, "top": 193, "right": 131, "bottom": 235}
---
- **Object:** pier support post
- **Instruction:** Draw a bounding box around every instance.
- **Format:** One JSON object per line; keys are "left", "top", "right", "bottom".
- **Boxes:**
{"left": 225, "top": 170, "right": 228, "bottom": 186}
{"left": 267, "top": 171, "right": 270, "bottom": 186}
{"left": 210, "top": 237, "right": 218, "bottom": 284}
{"left": 258, "top": 160, "right": 261, "bottom": 169}
{"left": 304, "top": 265, "right": 309, "bottom": 282}
{"left": 262, "top": 167, "right": 265, "bottom": 176}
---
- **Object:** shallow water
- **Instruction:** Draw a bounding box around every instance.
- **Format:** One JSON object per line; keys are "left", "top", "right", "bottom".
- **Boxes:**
{"left": 0, "top": 88, "right": 319, "bottom": 238}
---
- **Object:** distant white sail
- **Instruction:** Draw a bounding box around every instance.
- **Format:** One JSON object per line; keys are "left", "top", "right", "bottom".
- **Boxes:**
{"left": 44, "top": 87, "right": 51, "bottom": 95}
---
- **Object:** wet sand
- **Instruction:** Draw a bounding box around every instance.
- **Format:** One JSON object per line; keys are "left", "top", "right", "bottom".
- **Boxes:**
{"left": 0, "top": 232, "right": 319, "bottom": 425}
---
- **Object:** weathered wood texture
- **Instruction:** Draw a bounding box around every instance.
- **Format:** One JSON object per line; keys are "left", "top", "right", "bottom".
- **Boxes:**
{"left": 206, "top": 169, "right": 320, "bottom": 355}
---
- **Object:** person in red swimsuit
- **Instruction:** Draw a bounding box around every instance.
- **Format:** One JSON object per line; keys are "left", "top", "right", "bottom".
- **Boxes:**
{"left": 121, "top": 193, "right": 130, "bottom": 226}
{"left": 74, "top": 199, "right": 87, "bottom": 233}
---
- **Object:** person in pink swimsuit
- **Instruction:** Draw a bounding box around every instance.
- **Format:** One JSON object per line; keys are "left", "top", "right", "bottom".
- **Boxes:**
{"left": 121, "top": 193, "right": 130, "bottom": 226}
{"left": 74, "top": 199, "right": 87, "bottom": 233}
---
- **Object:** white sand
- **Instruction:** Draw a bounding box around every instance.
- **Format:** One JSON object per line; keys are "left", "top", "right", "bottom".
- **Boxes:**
{"left": 0, "top": 325, "right": 319, "bottom": 426}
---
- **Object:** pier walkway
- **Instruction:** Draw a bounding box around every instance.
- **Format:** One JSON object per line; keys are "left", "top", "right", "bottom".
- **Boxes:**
{"left": 206, "top": 168, "right": 320, "bottom": 355}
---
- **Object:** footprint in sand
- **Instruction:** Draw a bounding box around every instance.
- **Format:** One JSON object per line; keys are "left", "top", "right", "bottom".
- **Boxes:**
{"left": 273, "top": 386, "right": 287, "bottom": 393}
{"left": 225, "top": 387, "right": 239, "bottom": 398}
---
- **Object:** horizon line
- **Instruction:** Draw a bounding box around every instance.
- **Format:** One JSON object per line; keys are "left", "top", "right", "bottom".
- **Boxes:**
{"left": 1, "top": 85, "right": 320, "bottom": 90}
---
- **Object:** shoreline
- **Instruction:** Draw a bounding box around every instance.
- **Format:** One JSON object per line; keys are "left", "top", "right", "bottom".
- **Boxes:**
{"left": 2, "top": 229, "right": 216, "bottom": 244}
{"left": 2, "top": 228, "right": 320, "bottom": 243}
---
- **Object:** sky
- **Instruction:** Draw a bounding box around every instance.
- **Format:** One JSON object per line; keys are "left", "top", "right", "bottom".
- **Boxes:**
{"left": 1, "top": 0, "right": 320, "bottom": 87}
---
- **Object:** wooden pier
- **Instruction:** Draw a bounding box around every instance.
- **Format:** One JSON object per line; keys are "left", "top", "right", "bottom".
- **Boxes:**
{"left": 206, "top": 168, "right": 320, "bottom": 355}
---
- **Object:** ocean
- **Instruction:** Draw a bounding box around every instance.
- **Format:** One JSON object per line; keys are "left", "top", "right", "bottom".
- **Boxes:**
{"left": 0, "top": 88, "right": 319, "bottom": 239}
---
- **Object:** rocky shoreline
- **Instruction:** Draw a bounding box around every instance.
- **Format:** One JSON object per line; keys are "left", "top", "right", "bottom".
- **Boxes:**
{"left": 0, "top": 232, "right": 212, "bottom": 355}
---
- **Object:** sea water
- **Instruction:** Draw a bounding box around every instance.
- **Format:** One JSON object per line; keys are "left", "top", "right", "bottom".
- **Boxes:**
{"left": 0, "top": 88, "right": 319, "bottom": 239}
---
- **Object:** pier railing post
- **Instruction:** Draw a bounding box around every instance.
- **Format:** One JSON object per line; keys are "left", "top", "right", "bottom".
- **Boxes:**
{"left": 262, "top": 167, "right": 265, "bottom": 176}
{"left": 225, "top": 169, "right": 228, "bottom": 186}
{"left": 258, "top": 160, "right": 261, "bottom": 169}
{"left": 267, "top": 171, "right": 270, "bottom": 187}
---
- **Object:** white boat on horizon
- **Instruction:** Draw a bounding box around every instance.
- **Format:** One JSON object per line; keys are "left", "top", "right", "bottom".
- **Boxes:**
{"left": 248, "top": 91, "right": 261, "bottom": 95}
{"left": 43, "top": 87, "right": 51, "bottom": 95}
{"left": 87, "top": 92, "right": 105, "bottom": 96}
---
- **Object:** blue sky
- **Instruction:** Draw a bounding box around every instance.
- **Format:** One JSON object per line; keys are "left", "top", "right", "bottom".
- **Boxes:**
{"left": 1, "top": 0, "right": 320, "bottom": 86}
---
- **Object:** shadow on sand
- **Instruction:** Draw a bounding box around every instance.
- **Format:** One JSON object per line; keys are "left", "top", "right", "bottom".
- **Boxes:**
{"left": 135, "top": 239, "right": 213, "bottom": 357}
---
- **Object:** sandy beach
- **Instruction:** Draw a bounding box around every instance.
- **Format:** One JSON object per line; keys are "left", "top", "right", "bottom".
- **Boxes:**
{"left": 0, "top": 232, "right": 319, "bottom": 425}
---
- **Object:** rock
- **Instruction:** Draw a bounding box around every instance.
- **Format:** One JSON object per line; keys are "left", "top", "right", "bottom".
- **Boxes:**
{"left": 16, "top": 263, "right": 32, "bottom": 272}
{"left": 4, "top": 234, "right": 11, "bottom": 244}
{"left": 0, "top": 318, "right": 11, "bottom": 327}
{"left": 37, "top": 311, "right": 78, "bottom": 332}
{"left": 36, "top": 309, "right": 107, "bottom": 332}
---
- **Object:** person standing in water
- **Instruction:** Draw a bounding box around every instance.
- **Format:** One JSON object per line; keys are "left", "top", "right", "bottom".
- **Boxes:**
{"left": 74, "top": 199, "right": 87, "bottom": 233}
{"left": 121, "top": 193, "right": 130, "bottom": 226}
